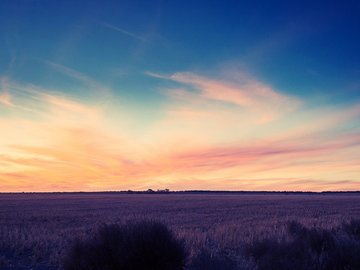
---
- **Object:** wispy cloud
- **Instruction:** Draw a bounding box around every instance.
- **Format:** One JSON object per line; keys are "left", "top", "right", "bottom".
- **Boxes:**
{"left": 44, "top": 60, "right": 110, "bottom": 93}
{"left": 1, "top": 68, "right": 360, "bottom": 192}
{"left": 101, "top": 22, "right": 147, "bottom": 42}
{"left": 142, "top": 69, "right": 360, "bottom": 190}
{"left": 0, "top": 78, "right": 14, "bottom": 107}
{"left": 147, "top": 71, "right": 300, "bottom": 123}
{"left": 0, "top": 80, "right": 128, "bottom": 191}
{"left": 0, "top": 91, "right": 14, "bottom": 107}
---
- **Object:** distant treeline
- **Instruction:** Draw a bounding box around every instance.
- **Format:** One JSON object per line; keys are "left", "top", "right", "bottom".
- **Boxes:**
{"left": 2, "top": 190, "right": 359, "bottom": 195}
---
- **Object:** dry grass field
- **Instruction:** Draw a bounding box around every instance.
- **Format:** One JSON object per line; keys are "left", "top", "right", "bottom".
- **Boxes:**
{"left": 0, "top": 193, "right": 359, "bottom": 269}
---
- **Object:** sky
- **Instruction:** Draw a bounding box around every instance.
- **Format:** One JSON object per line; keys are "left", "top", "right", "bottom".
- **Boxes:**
{"left": 0, "top": 0, "right": 359, "bottom": 192}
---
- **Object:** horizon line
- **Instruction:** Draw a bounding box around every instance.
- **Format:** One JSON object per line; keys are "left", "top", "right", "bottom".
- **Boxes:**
{"left": 1, "top": 190, "right": 359, "bottom": 195}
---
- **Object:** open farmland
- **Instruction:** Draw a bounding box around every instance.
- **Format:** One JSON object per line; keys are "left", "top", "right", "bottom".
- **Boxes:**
{"left": 0, "top": 193, "right": 360, "bottom": 269}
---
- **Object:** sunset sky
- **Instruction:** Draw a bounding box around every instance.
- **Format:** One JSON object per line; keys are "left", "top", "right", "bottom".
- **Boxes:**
{"left": 0, "top": 1, "right": 359, "bottom": 192}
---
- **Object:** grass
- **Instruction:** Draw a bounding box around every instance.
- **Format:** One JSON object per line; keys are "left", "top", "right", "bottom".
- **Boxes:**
{"left": 246, "top": 220, "right": 360, "bottom": 269}
{"left": 0, "top": 193, "right": 359, "bottom": 269}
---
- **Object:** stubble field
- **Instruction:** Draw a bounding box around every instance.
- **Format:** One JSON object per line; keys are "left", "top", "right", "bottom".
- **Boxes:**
{"left": 0, "top": 193, "right": 359, "bottom": 269}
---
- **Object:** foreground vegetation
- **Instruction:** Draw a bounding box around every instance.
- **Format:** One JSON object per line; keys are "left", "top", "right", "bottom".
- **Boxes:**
{"left": 62, "top": 219, "right": 360, "bottom": 270}
{"left": 0, "top": 193, "right": 359, "bottom": 269}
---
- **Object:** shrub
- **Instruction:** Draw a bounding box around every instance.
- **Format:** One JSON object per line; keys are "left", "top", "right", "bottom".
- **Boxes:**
{"left": 246, "top": 221, "right": 360, "bottom": 270}
{"left": 246, "top": 238, "right": 311, "bottom": 270}
{"left": 188, "top": 250, "right": 237, "bottom": 270}
{"left": 63, "top": 221, "right": 186, "bottom": 270}
{"left": 343, "top": 219, "right": 360, "bottom": 240}
{"left": 287, "top": 220, "right": 306, "bottom": 236}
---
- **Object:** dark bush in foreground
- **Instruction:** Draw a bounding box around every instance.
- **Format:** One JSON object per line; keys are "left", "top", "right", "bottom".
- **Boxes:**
{"left": 343, "top": 219, "right": 360, "bottom": 240}
{"left": 63, "top": 219, "right": 360, "bottom": 270}
{"left": 63, "top": 221, "right": 186, "bottom": 270}
{"left": 246, "top": 220, "right": 360, "bottom": 270}
{"left": 188, "top": 250, "right": 238, "bottom": 270}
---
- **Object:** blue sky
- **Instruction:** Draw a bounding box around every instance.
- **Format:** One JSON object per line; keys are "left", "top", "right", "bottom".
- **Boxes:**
{"left": 1, "top": 1, "right": 359, "bottom": 101}
{"left": 0, "top": 1, "right": 359, "bottom": 191}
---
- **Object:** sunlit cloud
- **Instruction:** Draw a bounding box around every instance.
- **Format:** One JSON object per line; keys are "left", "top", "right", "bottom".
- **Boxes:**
{"left": 0, "top": 69, "right": 359, "bottom": 192}
{"left": 0, "top": 78, "right": 15, "bottom": 107}
{"left": 0, "top": 91, "right": 14, "bottom": 107}
{"left": 147, "top": 71, "right": 300, "bottom": 123}
{"left": 0, "top": 81, "right": 130, "bottom": 191}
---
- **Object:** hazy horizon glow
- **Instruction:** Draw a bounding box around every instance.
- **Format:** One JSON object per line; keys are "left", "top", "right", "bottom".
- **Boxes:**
{"left": 0, "top": 1, "right": 359, "bottom": 191}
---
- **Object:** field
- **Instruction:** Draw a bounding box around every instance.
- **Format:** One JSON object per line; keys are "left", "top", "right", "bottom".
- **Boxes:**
{"left": 0, "top": 193, "right": 360, "bottom": 269}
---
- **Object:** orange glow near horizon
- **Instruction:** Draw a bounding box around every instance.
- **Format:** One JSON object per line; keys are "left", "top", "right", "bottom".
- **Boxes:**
{"left": 0, "top": 72, "right": 359, "bottom": 192}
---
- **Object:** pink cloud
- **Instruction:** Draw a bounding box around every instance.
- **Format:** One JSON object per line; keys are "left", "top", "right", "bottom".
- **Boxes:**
{"left": 1, "top": 73, "right": 360, "bottom": 192}
{"left": 0, "top": 91, "right": 14, "bottom": 107}
{"left": 149, "top": 71, "right": 300, "bottom": 123}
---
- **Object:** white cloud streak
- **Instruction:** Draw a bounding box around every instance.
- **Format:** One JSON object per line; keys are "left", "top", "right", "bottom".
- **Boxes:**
{"left": 101, "top": 22, "right": 147, "bottom": 42}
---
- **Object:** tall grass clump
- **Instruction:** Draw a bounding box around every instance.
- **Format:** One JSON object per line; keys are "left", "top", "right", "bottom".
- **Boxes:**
{"left": 187, "top": 250, "right": 238, "bottom": 270}
{"left": 63, "top": 220, "right": 186, "bottom": 270}
{"left": 246, "top": 220, "right": 360, "bottom": 270}
{"left": 342, "top": 219, "right": 360, "bottom": 240}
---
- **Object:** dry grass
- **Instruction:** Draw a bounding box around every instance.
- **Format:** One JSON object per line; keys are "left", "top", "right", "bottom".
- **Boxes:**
{"left": 0, "top": 193, "right": 359, "bottom": 269}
